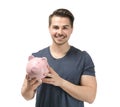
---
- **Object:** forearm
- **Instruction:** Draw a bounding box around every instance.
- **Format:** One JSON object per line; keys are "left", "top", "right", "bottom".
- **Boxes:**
{"left": 60, "top": 79, "right": 96, "bottom": 103}
{"left": 21, "top": 86, "right": 35, "bottom": 100}
{"left": 21, "top": 75, "right": 42, "bottom": 100}
{"left": 42, "top": 67, "right": 97, "bottom": 103}
{"left": 21, "top": 77, "right": 36, "bottom": 100}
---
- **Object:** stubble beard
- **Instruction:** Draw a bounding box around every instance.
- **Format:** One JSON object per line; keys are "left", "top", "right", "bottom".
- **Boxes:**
{"left": 52, "top": 37, "right": 68, "bottom": 46}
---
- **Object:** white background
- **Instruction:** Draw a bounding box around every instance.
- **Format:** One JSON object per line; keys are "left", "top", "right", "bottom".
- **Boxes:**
{"left": 0, "top": 0, "right": 120, "bottom": 107}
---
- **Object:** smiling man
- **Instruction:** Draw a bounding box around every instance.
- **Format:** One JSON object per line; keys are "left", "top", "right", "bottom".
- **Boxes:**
{"left": 21, "top": 8, "right": 97, "bottom": 107}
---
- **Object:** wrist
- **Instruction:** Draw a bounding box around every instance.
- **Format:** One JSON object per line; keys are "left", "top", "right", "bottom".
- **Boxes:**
{"left": 60, "top": 79, "right": 67, "bottom": 88}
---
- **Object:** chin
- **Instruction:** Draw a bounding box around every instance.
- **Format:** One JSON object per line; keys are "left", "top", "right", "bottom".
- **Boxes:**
{"left": 55, "top": 41, "right": 67, "bottom": 46}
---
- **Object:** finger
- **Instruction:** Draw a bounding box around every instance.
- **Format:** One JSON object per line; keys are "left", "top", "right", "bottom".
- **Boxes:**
{"left": 42, "top": 77, "right": 54, "bottom": 84}
{"left": 31, "top": 79, "right": 42, "bottom": 90}
{"left": 26, "top": 74, "right": 29, "bottom": 80}
{"left": 27, "top": 77, "right": 38, "bottom": 85}
{"left": 48, "top": 66, "right": 57, "bottom": 74}
{"left": 26, "top": 74, "right": 33, "bottom": 80}
{"left": 45, "top": 73, "right": 53, "bottom": 78}
{"left": 34, "top": 79, "right": 42, "bottom": 85}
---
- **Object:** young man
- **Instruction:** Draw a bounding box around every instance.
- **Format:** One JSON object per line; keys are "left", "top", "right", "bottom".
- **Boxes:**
{"left": 21, "top": 8, "right": 97, "bottom": 107}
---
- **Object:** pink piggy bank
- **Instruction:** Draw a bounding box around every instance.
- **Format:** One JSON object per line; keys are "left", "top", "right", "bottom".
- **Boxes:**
{"left": 26, "top": 55, "right": 49, "bottom": 80}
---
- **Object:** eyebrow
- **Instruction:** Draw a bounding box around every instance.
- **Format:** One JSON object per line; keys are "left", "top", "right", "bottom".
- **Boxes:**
{"left": 52, "top": 25, "right": 70, "bottom": 27}
{"left": 63, "top": 25, "right": 70, "bottom": 27}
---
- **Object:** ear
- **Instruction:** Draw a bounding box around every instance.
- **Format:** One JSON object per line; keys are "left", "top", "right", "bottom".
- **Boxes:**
{"left": 42, "top": 57, "right": 49, "bottom": 66}
{"left": 42, "top": 57, "right": 47, "bottom": 61}
{"left": 28, "top": 55, "right": 34, "bottom": 61}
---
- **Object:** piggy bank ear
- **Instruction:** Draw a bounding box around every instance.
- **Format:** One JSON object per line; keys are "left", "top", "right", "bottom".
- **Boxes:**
{"left": 42, "top": 57, "right": 47, "bottom": 61}
{"left": 28, "top": 55, "right": 34, "bottom": 61}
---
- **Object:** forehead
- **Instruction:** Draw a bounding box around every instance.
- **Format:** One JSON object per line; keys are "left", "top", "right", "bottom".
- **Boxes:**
{"left": 51, "top": 16, "right": 71, "bottom": 26}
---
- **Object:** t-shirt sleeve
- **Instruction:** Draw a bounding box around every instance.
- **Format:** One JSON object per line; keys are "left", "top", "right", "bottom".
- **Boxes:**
{"left": 82, "top": 51, "right": 96, "bottom": 76}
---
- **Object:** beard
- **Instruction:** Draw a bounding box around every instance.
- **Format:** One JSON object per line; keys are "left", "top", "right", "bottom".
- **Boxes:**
{"left": 53, "top": 39, "right": 67, "bottom": 46}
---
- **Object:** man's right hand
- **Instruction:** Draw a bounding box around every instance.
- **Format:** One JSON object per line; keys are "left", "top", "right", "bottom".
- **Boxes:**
{"left": 21, "top": 74, "right": 42, "bottom": 100}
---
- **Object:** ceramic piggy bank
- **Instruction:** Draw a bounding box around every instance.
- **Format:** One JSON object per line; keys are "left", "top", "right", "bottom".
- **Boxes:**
{"left": 26, "top": 55, "right": 49, "bottom": 80}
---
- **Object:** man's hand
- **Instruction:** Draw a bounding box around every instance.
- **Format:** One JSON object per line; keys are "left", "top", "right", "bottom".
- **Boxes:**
{"left": 25, "top": 75, "right": 42, "bottom": 91}
{"left": 42, "top": 66, "right": 64, "bottom": 87}
{"left": 21, "top": 74, "right": 42, "bottom": 100}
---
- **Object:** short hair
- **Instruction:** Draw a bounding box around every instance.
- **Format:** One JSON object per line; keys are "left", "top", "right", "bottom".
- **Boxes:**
{"left": 49, "top": 8, "right": 74, "bottom": 27}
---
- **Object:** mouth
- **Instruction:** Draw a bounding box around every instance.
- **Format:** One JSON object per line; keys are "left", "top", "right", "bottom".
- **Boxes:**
{"left": 55, "top": 34, "right": 66, "bottom": 40}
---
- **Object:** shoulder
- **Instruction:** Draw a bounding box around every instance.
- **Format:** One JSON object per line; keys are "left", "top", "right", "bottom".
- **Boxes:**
{"left": 70, "top": 46, "right": 90, "bottom": 57}
{"left": 72, "top": 46, "right": 96, "bottom": 76}
{"left": 32, "top": 47, "right": 49, "bottom": 57}
{"left": 71, "top": 46, "right": 94, "bottom": 64}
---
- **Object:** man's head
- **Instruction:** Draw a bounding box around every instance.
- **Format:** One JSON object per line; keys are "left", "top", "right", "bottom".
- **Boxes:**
{"left": 48, "top": 8, "right": 74, "bottom": 46}
{"left": 49, "top": 8, "right": 74, "bottom": 28}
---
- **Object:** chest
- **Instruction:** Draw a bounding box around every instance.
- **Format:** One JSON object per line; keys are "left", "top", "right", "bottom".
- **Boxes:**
{"left": 48, "top": 57, "right": 84, "bottom": 84}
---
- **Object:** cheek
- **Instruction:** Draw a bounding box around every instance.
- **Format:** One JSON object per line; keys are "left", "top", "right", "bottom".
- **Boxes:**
{"left": 50, "top": 30, "right": 57, "bottom": 36}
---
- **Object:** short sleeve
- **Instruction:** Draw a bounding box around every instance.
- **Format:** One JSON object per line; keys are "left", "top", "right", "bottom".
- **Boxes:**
{"left": 82, "top": 51, "right": 96, "bottom": 76}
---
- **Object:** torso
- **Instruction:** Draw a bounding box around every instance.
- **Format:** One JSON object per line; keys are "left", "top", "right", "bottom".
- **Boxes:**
{"left": 32, "top": 46, "right": 95, "bottom": 107}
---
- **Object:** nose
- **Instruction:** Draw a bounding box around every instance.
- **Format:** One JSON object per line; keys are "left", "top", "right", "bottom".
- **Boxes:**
{"left": 58, "top": 29, "right": 63, "bottom": 35}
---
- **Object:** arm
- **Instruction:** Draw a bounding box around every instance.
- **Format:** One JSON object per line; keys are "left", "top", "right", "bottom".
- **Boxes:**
{"left": 42, "top": 67, "right": 97, "bottom": 103}
{"left": 61, "top": 75, "right": 97, "bottom": 103}
{"left": 21, "top": 75, "right": 42, "bottom": 100}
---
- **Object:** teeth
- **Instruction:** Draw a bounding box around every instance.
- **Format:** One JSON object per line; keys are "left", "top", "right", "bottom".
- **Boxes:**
{"left": 57, "top": 36, "right": 64, "bottom": 39}
{"left": 56, "top": 35, "right": 63, "bottom": 39}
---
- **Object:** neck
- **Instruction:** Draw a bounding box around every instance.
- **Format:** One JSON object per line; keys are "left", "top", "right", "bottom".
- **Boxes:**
{"left": 50, "top": 43, "right": 70, "bottom": 59}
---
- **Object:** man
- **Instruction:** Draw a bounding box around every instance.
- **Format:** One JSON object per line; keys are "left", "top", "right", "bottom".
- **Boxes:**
{"left": 21, "top": 8, "right": 97, "bottom": 107}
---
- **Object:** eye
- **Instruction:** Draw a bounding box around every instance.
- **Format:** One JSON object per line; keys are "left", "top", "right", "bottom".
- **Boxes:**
{"left": 62, "top": 25, "right": 70, "bottom": 30}
{"left": 63, "top": 26, "right": 68, "bottom": 29}
{"left": 53, "top": 26, "right": 59, "bottom": 29}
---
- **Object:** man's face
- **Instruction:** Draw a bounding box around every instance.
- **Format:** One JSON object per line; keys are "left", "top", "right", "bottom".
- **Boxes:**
{"left": 49, "top": 16, "right": 73, "bottom": 46}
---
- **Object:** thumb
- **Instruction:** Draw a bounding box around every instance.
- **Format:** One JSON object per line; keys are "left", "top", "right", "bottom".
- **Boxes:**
{"left": 47, "top": 66, "right": 56, "bottom": 74}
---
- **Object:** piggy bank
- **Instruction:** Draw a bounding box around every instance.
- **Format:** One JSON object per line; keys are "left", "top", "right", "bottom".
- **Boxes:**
{"left": 26, "top": 55, "right": 49, "bottom": 80}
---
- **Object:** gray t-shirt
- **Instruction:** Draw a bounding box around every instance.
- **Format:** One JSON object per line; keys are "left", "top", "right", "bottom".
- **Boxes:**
{"left": 32, "top": 46, "right": 95, "bottom": 107}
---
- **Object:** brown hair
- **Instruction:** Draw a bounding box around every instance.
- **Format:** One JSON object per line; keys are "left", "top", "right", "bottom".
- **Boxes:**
{"left": 49, "top": 8, "right": 74, "bottom": 27}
